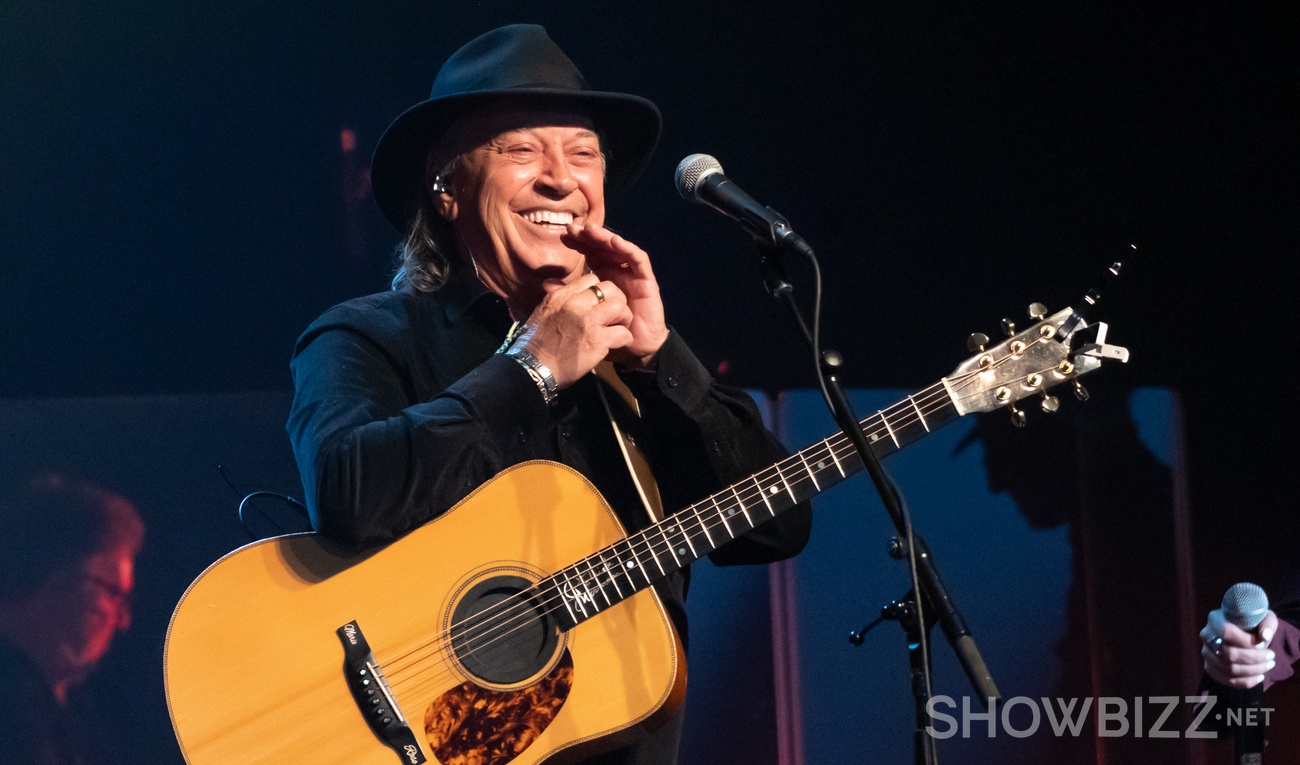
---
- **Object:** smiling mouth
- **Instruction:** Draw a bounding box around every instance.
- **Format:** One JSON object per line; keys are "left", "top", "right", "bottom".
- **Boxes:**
{"left": 520, "top": 210, "right": 575, "bottom": 226}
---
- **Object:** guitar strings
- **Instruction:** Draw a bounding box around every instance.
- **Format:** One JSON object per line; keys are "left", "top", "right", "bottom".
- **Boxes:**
{"left": 385, "top": 378, "right": 963, "bottom": 702}
{"left": 385, "top": 368, "right": 990, "bottom": 700}
{"left": 383, "top": 359, "right": 1025, "bottom": 701}
{"left": 381, "top": 375, "right": 945, "bottom": 698}
{"left": 385, "top": 352, "right": 1056, "bottom": 700}
{"left": 384, "top": 399, "right": 969, "bottom": 703}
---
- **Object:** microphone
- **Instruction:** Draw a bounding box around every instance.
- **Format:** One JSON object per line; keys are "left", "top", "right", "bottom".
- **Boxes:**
{"left": 1221, "top": 582, "right": 1269, "bottom": 765}
{"left": 674, "top": 154, "right": 814, "bottom": 257}
{"left": 1223, "top": 582, "right": 1270, "bottom": 633}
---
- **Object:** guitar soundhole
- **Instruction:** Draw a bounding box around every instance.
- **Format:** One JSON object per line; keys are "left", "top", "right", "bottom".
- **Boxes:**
{"left": 449, "top": 574, "right": 562, "bottom": 685}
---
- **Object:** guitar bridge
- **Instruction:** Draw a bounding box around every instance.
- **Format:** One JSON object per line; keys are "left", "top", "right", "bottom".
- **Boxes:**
{"left": 336, "top": 620, "right": 427, "bottom": 764}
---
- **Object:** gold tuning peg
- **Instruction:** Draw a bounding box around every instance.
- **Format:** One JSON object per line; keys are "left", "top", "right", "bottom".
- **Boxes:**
{"left": 967, "top": 332, "right": 989, "bottom": 352}
{"left": 1028, "top": 303, "right": 1048, "bottom": 321}
{"left": 1009, "top": 403, "right": 1027, "bottom": 428}
{"left": 1072, "top": 381, "right": 1090, "bottom": 402}
{"left": 1040, "top": 394, "right": 1060, "bottom": 413}
{"left": 1000, "top": 318, "right": 1017, "bottom": 336}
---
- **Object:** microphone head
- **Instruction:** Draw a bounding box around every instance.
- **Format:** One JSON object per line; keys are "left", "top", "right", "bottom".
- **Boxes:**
{"left": 1222, "top": 582, "right": 1270, "bottom": 630}
{"left": 674, "top": 153, "right": 723, "bottom": 201}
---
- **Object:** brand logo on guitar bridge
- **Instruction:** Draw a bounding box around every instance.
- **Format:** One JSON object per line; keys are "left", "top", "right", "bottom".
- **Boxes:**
{"left": 343, "top": 623, "right": 358, "bottom": 646}
{"left": 404, "top": 744, "right": 419, "bottom": 762}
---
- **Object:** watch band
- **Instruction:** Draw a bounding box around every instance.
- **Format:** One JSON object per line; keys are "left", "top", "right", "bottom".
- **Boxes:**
{"left": 506, "top": 347, "right": 558, "bottom": 405}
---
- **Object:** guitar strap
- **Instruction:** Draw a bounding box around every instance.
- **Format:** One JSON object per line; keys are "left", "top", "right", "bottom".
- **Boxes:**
{"left": 500, "top": 322, "right": 665, "bottom": 524}
{"left": 593, "top": 361, "right": 666, "bottom": 524}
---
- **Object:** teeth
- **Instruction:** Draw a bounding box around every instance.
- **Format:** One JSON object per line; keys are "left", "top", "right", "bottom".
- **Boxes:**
{"left": 522, "top": 210, "right": 574, "bottom": 225}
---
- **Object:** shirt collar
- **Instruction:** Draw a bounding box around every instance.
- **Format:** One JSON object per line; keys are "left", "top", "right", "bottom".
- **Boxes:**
{"left": 436, "top": 262, "right": 503, "bottom": 323}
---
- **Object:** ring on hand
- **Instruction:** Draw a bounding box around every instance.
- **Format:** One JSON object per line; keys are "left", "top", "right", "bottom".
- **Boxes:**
{"left": 1210, "top": 636, "right": 1224, "bottom": 657}
{"left": 589, "top": 284, "right": 605, "bottom": 304}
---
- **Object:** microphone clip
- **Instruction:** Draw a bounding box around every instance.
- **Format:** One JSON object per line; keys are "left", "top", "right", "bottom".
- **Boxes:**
{"left": 767, "top": 213, "right": 815, "bottom": 259}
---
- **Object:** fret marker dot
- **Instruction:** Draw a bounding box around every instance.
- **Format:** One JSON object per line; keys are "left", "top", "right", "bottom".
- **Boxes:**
{"left": 678, "top": 547, "right": 687, "bottom": 556}
{"left": 769, "top": 486, "right": 778, "bottom": 494}
{"left": 728, "top": 508, "right": 736, "bottom": 516}
{"left": 817, "top": 461, "right": 826, "bottom": 469}
{"left": 626, "top": 561, "right": 636, "bottom": 569}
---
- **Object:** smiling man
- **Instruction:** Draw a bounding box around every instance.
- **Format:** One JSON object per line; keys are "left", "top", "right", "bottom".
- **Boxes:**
{"left": 287, "top": 25, "right": 810, "bottom": 764}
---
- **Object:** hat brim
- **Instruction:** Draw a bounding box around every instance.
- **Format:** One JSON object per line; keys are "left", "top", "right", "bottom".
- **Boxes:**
{"left": 371, "top": 88, "right": 661, "bottom": 233}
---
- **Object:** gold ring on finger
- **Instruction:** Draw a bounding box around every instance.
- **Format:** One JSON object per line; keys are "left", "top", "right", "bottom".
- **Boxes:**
{"left": 590, "top": 285, "right": 605, "bottom": 304}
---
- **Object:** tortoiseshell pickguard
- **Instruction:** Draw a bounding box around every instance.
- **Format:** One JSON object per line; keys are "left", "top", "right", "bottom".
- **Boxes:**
{"left": 424, "top": 651, "right": 574, "bottom": 765}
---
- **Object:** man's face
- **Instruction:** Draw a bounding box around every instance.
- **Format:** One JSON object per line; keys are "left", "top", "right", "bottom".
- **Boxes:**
{"left": 56, "top": 545, "right": 135, "bottom": 676}
{"left": 436, "top": 107, "right": 605, "bottom": 313}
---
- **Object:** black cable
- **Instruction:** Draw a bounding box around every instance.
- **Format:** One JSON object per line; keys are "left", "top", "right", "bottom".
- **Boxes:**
{"left": 798, "top": 246, "right": 936, "bottom": 719}
{"left": 217, "top": 464, "right": 310, "bottom": 541}
{"left": 236, "top": 490, "right": 309, "bottom": 541}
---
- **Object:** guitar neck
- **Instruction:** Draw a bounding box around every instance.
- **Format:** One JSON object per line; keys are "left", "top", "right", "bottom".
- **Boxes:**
{"left": 543, "top": 381, "right": 961, "bottom": 630}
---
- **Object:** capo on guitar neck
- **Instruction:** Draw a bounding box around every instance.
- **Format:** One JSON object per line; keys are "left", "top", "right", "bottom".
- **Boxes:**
{"left": 1074, "top": 321, "right": 1130, "bottom": 363}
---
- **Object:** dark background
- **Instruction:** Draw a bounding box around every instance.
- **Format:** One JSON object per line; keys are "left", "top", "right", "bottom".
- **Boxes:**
{"left": 1, "top": 0, "right": 1295, "bottom": 759}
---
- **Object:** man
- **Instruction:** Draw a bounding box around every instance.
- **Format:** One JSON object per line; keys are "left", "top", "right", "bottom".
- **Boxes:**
{"left": 287, "top": 24, "right": 811, "bottom": 764}
{"left": 0, "top": 474, "right": 144, "bottom": 765}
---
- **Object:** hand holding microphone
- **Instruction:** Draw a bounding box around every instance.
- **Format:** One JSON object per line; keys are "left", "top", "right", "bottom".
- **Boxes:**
{"left": 1201, "top": 582, "right": 1279, "bottom": 689}
{"left": 1202, "top": 583, "right": 1276, "bottom": 764}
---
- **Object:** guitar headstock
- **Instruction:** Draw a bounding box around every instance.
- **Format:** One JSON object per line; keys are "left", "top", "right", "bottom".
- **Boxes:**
{"left": 945, "top": 304, "right": 1129, "bottom": 425}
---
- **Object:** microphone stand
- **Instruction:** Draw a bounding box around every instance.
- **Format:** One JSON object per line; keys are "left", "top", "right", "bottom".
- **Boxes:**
{"left": 753, "top": 232, "right": 1000, "bottom": 765}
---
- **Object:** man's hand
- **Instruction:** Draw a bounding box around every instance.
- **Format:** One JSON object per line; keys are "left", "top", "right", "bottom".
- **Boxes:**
{"left": 522, "top": 273, "right": 634, "bottom": 388}
{"left": 563, "top": 222, "right": 669, "bottom": 369}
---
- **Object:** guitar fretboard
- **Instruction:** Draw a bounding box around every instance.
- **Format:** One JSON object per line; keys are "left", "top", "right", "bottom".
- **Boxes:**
{"left": 541, "top": 382, "right": 961, "bottom": 629}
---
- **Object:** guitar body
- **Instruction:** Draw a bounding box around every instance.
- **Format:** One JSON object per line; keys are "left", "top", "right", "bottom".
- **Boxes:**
{"left": 165, "top": 461, "right": 685, "bottom": 765}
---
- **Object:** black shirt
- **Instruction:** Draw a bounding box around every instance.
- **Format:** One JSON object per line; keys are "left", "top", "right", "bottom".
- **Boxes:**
{"left": 0, "top": 640, "right": 81, "bottom": 765}
{"left": 286, "top": 265, "right": 812, "bottom": 643}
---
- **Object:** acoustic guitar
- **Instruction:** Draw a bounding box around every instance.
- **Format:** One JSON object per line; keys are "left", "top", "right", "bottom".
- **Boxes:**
{"left": 164, "top": 304, "right": 1127, "bottom": 764}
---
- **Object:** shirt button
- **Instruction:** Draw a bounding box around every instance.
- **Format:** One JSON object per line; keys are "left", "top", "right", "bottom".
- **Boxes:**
{"left": 517, "top": 429, "right": 528, "bottom": 444}
{"left": 560, "top": 428, "right": 571, "bottom": 440}
{"left": 666, "top": 376, "right": 678, "bottom": 388}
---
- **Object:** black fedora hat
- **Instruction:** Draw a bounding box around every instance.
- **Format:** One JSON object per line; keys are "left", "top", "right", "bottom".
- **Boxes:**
{"left": 371, "top": 24, "right": 662, "bottom": 232}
